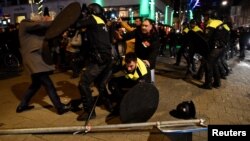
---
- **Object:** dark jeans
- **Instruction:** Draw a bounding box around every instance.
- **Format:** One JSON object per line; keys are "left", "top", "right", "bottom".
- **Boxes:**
{"left": 19, "top": 71, "right": 64, "bottom": 110}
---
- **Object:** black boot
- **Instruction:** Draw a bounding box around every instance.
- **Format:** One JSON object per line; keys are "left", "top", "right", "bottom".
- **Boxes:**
{"left": 76, "top": 97, "right": 97, "bottom": 121}
{"left": 77, "top": 110, "right": 96, "bottom": 121}
{"left": 98, "top": 85, "right": 114, "bottom": 113}
{"left": 101, "top": 97, "right": 114, "bottom": 113}
{"left": 76, "top": 98, "right": 97, "bottom": 121}
{"left": 199, "top": 83, "right": 212, "bottom": 89}
{"left": 78, "top": 85, "right": 97, "bottom": 121}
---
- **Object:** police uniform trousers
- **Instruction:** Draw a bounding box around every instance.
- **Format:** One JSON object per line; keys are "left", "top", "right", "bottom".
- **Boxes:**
{"left": 204, "top": 47, "right": 224, "bottom": 86}
{"left": 78, "top": 61, "right": 113, "bottom": 113}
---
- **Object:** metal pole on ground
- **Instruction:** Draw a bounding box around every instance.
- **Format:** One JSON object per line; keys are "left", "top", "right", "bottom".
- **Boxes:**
{"left": 0, "top": 119, "right": 207, "bottom": 135}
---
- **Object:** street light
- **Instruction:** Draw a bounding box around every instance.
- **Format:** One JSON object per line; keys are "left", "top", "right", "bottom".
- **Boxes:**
{"left": 222, "top": 0, "right": 228, "bottom": 6}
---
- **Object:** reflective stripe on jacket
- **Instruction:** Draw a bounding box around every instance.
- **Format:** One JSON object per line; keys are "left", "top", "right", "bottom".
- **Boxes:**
{"left": 124, "top": 58, "right": 148, "bottom": 81}
{"left": 183, "top": 27, "right": 189, "bottom": 34}
{"left": 192, "top": 25, "right": 203, "bottom": 32}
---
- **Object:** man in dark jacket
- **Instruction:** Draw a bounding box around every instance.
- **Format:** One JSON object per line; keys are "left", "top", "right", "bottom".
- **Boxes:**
{"left": 116, "top": 18, "right": 160, "bottom": 83}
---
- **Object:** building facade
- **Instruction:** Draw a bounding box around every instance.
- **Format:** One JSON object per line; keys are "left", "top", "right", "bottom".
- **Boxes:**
{"left": 0, "top": 0, "right": 170, "bottom": 25}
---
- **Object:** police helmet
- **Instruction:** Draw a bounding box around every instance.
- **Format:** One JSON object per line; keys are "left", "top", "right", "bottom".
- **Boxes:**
{"left": 87, "top": 3, "right": 104, "bottom": 16}
{"left": 170, "top": 101, "right": 196, "bottom": 119}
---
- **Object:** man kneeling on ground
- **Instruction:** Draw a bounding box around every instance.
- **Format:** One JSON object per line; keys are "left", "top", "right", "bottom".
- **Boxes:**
{"left": 108, "top": 52, "right": 151, "bottom": 115}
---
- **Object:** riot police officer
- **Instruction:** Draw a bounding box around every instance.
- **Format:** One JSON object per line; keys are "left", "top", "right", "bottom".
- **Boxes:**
{"left": 76, "top": 3, "right": 114, "bottom": 121}
{"left": 187, "top": 19, "right": 204, "bottom": 75}
{"left": 200, "top": 12, "right": 230, "bottom": 89}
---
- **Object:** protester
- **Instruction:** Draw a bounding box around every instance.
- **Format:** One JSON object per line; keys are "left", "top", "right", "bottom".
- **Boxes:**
{"left": 16, "top": 14, "right": 71, "bottom": 115}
